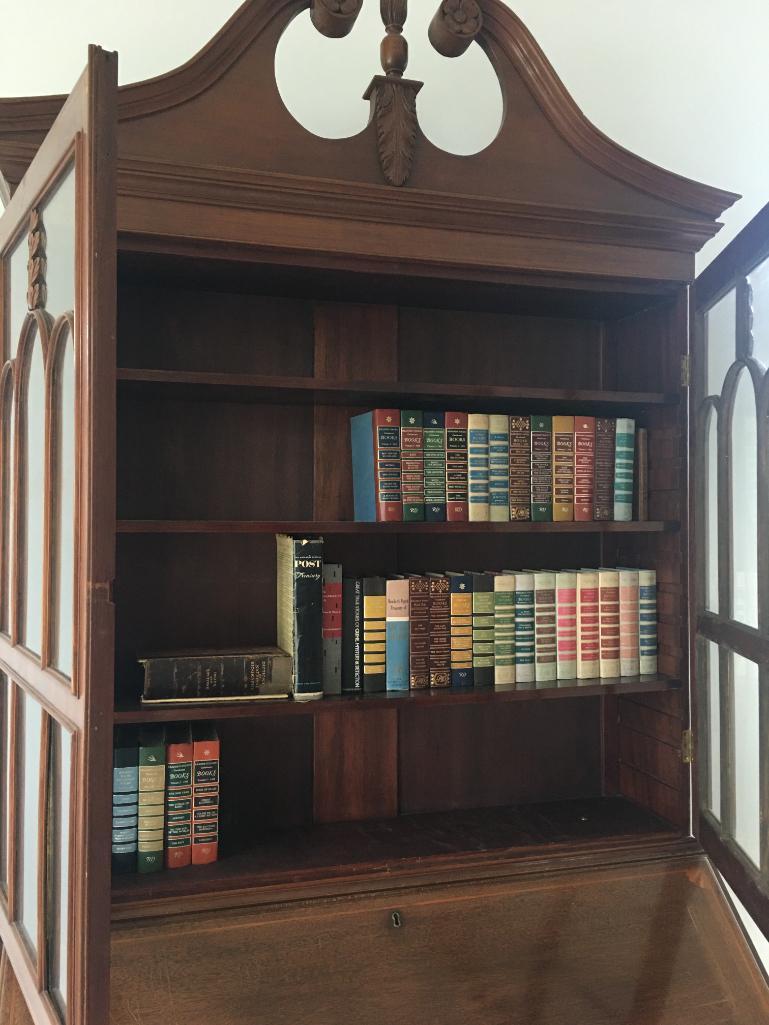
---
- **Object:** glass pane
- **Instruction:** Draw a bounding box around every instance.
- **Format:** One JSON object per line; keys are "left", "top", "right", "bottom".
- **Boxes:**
{"left": 705, "top": 289, "right": 736, "bottom": 397}
{"left": 705, "top": 411, "right": 718, "bottom": 612}
{"left": 701, "top": 641, "right": 721, "bottom": 821}
{"left": 48, "top": 722, "right": 71, "bottom": 1017}
{"left": 23, "top": 338, "right": 45, "bottom": 655}
{"left": 17, "top": 687, "right": 42, "bottom": 954}
{"left": 730, "top": 368, "right": 758, "bottom": 627}
{"left": 7, "top": 234, "right": 28, "bottom": 361}
{"left": 53, "top": 330, "right": 75, "bottom": 678}
{"left": 41, "top": 168, "right": 75, "bottom": 322}
{"left": 733, "top": 653, "right": 761, "bottom": 868}
{"left": 1, "top": 371, "right": 13, "bottom": 635}
{"left": 0, "top": 673, "right": 7, "bottom": 891}
{"left": 748, "top": 253, "right": 769, "bottom": 368}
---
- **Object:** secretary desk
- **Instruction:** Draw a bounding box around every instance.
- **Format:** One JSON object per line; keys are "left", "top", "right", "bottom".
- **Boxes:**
{"left": 0, "top": 2, "right": 769, "bottom": 1022}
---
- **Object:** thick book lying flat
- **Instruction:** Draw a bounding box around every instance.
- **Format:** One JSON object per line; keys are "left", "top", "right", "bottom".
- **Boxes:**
{"left": 139, "top": 647, "right": 292, "bottom": 704}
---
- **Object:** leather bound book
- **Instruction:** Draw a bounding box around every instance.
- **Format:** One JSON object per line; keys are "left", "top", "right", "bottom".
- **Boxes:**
{"left": 598, "top": 568, "right": 621, "bottom": 678}
{"left": 639, "top": 569, "right": 658, "bottom": 674}
{"left": 362, "top": 576, "right": 387, "bottom": 693}
{"left": 350, "top": 409, "right": 402, "bottom": 522}
{"left": 112, "top": 726, "right": 139, "bottom": 875}
{"left": 552, "top": 416, "right": 575, "bottom": 521}
{"left": 493, "top": 572, "right": 516, "bottom": 686}
{"left": 137, "top": 725, "right": 166, "bottom": 874}
{"left": 191, "top": 723, "right": 219, "bottom": 867}
{"left": 635, "top": 427, "right": 649, "bottom": 521}
{"left": 619, "top": 568, "right": 640, "bottom": 676}
{"left": 139, "top": 647, "right": 292, "bottom": 704}
{"left": 468, "top": 413, "right": 490, "bottom": 522}
{"left": 509, "top": 415, "right": 531, "bottom": 521}
{"left": 514, "top": 572, "right": 535, "bottom": 685}
{"left": 488, "top": 414, "right": 510, "bottom": 522}
{"left": 322, "top": 564, "right": 343, "bottom": 696}
{"left": 341, "top": 577, "right": 362, "bottom": 694}
{"left": 427, "top": 574, "right": 451, "bottom": 688}
{"left": 385, "top": 578, "right": 410, "bottom": 691}
{"left": 445, "top": 411, "right": 469, "bottom": 521}
{"left": 534, "top": 571, "right": 557, "bottom": 683}
{"left": 276, "top": 535, "right": 323, "bottom": 701}
{"left": 470, "top": 571, "right": 495, "bottom": 687}
{"left": 408, "top": 576, "right": 430, "bottom": 690}
{"left": 555, "top": 570, "right": 578, "bottom": 680}
{"left": 593, "top": 418, "right": 616, "bottom": 521}
{"left": 401, "top": 410, "right": 425, "bottom": 522}
{"left": 613, "top": 418, "right": 636, "bottom": 521}
{"left": 574, "top": 416, "right": 596, "bottom": 521}
{"left": 447, "top": 572, "right": 474, "bottom": 687}
{"left": 165, "top": 723, "right": 193, "bottom": 870}
{"left": 577, "top": 570, "right": 600, "bottom": 679}
{"left": 423, "top": 412, "right": 447, "bottom": 522}
{"left": 530, "top": 416, "right": 553, "bottom": 521}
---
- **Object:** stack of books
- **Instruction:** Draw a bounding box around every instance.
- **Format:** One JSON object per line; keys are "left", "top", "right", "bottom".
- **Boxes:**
{"left": 350, "top": 409, "right": 647, "bottom": 523}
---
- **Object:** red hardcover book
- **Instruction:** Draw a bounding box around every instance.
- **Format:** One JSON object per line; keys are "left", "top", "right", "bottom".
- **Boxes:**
{"left": 408, "top": 576, "right": 430, "bottom": 690}
{"left": 165, "top": 723, "right": 193, "bottom": 869}
{"left": 445, "top": 411, "right": 469, "bottom": 521}
{"left": 191, "top": 723, "right": 220, "bottom": 866}
{"left": 350, "top": 408, "right": 402, "bottom": 522}
{"left": 574, "top": 416, "right": 596, "bottom": 521}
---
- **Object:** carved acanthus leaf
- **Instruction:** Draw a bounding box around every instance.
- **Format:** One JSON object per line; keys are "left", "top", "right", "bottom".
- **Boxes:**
{"left": 310, "top": 0, "right": 363, "bottom": 38}
{"left": 26, "top": 207, "right": 47, "bottom": 311}
{"left": 367, "top": 77, "right": 421, "bottom": 187}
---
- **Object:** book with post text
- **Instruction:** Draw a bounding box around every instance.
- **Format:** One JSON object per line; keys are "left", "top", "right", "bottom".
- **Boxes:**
{"left": 276, "top": 534, "right": 323, "bottom": 700}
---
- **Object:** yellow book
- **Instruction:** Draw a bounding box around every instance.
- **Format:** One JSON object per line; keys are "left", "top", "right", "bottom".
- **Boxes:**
{"left": 552, "top": 415, "right": 575, "bottom": 521}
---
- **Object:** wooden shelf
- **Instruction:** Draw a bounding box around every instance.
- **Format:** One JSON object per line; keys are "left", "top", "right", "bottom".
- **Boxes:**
{"left": 110, "top": 796, "right": 679, "bottom": 910}
{"left": 116, "top": 519, "right": 677, "bottom": 535}
{"left": 114, "top": 674, "right": 679, "bottom": 724}
{"left": 116, "top": 368, "right": 678, "bottom": 412}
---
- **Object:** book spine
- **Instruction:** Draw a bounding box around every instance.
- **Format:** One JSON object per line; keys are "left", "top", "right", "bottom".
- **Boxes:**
{"left": 552, "top": 416, "right": 574, "bottom": 521}
{"left": 639, "top": 570, "right": 658, "bottom": 674}
{"left": 471, "top": 574, "right": 495, "bottom": 687}
{"left": 401, "top": 410, "right": 425, "bottom": 521}
{"left": 428, "top": 575, "right": 451, "bottom": 688}
{"left": 468, "top": 413, "right": 490, "bottom": 522}
{"left": 283, "top": 536, "right": 324, "bottom": 699}
{"left": 574, "top": 416, "right": 596, "bottom": 521}
{"left": 449, "top": 573, "right": 474, "bottom": 687}
{"left": 142, "top": 653, "right": 292, "bottom": 701}
{"left": 385, "top": 578, "right": 410, "bottom": 691}
{"left": 362, "top": 577, "right": 387, "bottom": 693}
{"left": 322, "top": 564, "right": 342, "bottom": 696}
{"left": 165, "top": 727, "right": 193, "bottom": 870}
{"left": 408, "top": 576, "right": 430, "bottom": 689}
{"left": 514, "top": 573, "right": 535, "bottom": 684}
{"left": 619, "top": 569, "right": 640, "bottom": 676}
{"left": 493, "top": 575, "right": 516, "bottom": 686}
{"left": 531, "top": 416, "right": 552, "bottom": 521}
{"left": 350, "top": 409, "right": 402, "bottom": 522}
{"left": 534, "top": 572, "right": 557, "bottom": 682}
{"left": 635, "top": 427, "right": 649, "bottom": 521}
{"left": 613, "top": 418, "right": 636, "bottom": 522}
{"left": 445, "top": 412, "right": 469, "bottom": 521}
{"left": 112, "top": 728, "right": 138, "bottom": 875}
{"left": 137, "top": 727, "right": 166, "bottom": 874}
{"left": 577, "top": 571, "right": 600, "bottom": 679}
{"left": 555, "top": 571, "right": 578, "bottom": 679}
{"left": 488, "top": 414, "right": 510, "bottom": 522}
{"left": 341, "top": 578, "right": 363, "bottom": 693}
{"left": 192, "top": 727, "right": 219, "bottom": 866}
{"left": 593, "top": 418, "right": 616, "bottom": 520}
{"left": 509, "top": 415, "right": 531, "bottom": 521}
{"left": 599, "top": 569, "right": 621, "bottom": 678}
{"left": 423, "top": 412, "right": 447, "bottom": 522}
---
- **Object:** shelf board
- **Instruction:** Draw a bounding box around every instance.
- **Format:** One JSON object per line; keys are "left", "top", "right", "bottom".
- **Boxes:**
{"left": 116, "top": 368, "right": 678, "bottom": 412}
{"left": 111, "top": 796, "right": 679, "bottom": 911}
{"left": 116, "top": 519, "right": 677, "bottom": 535}
{"left": 114, "top": 674, "right": 679, "bottom": 724}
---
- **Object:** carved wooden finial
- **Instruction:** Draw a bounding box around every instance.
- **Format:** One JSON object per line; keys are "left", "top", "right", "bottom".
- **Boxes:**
{"left": 26, "top": 208, "right": 47, "bottom": 311}
{"left": 310, "top": 0, "right": 363, "bottom": 39}
{"left": 380, "top": 0, "right": 408, "bottom": 77}
{"left": 429, "top": 0, "right": 483, "bottom": 58}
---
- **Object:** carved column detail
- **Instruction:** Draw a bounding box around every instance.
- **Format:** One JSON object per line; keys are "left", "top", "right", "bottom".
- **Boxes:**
{"left": 26, "top": 208, "right": 47, "bottom": 311}
{"left": 429, "top": 0, "right": 483, "bottom": 58}
{"left": 310, "top": 0, "right": 363, "bottom": 39}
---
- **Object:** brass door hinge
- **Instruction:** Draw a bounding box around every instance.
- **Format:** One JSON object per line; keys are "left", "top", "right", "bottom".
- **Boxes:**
{"left": 681, "top": 729, "right": 694, "bottom": 765}
{"left": 681, "top": 354, "right": 691, "bottom": 388}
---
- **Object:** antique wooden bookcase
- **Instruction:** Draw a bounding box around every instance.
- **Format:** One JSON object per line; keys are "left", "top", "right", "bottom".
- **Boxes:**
{"left": 0, "top": 2, "right": 769, "bottom": 1023}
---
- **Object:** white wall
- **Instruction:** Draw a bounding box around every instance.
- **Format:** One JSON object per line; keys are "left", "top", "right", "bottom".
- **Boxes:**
{"left": 2, "top": 1, "right": 769, "bottom": 270}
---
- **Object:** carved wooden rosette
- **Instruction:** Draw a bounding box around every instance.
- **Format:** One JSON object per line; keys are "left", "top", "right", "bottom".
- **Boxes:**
{"left": 310, "top": 0, "right": 363, "bottom": 38}
{"left": 26, "top": 207, "right": 47, "bottom": 311}
{"left": 364, "top": 76, "right": 422, "bottom": 187}
{"left": 429, "top": 0, "right": 483, "bottom": 58}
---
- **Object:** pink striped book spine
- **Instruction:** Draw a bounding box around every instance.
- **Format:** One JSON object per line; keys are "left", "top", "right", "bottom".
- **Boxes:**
{"left": 619, "top": 568, "right": 640, "bottom": 676}
{"left": 577, "top": 570, "right": 600, "bottom": 679}
{"left": 555, "top": 571, "right": 578, "bottom": 679}
{"left": 599, "top": 568, "right": 621, "bottom": 678}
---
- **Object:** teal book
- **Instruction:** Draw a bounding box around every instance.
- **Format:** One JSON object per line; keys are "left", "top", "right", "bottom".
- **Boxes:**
{"left": 385, "top": 578, "right": 410, "bottom": 691}
{"left": 613, "top": 418, "right": 636, "bottom": 521}
{"left": 488, "top": 414, "right": 510, "bottom": 522}
{"left": 530, "top": 416, "right": 553, "bottom": 521}
{"left": 638, "top": 568, "right": 658, "bottom": 674}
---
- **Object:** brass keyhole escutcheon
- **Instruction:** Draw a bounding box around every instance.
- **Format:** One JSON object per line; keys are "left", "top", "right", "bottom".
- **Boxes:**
{"left": 391, "top": 910, "right": 403, "bottom": 928}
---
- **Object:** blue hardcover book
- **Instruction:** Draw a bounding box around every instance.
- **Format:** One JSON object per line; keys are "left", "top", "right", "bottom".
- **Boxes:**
{"left": 613, "top": 418, "right": 636, "bottom": 521}
{"left": 350, "top": 409, "right": 402, "bottom": 522}
{"left": 112, "top": 726, "right": 139, "bottom": 874}
{"left": 447, "top": 572, "right": 474, "bottom": 687}
{"left": 488, "top": 414, "right": 510, "bottom": 522}
{"left": 385, "top": 578, "right": 410, "bottom": 691}
{"left": 468, "top": 413, "right": 490, "bottom": 522}
{"left": 423, "top": 412, "right": 447, "bottom": 522}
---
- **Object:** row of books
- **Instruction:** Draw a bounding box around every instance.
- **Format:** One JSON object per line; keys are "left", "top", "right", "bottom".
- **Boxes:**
{"left": 351, "top": 410, "right": 646, "bottom": 523}
{"left": 112, "top": 723, "right": 220, "bottom": 874}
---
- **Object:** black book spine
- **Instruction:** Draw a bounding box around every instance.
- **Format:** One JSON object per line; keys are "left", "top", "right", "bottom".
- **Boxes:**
{"left": 362, "top": 576, "right": 387, "bottom": 693}
{"left": 342, "top": 578, "right": 363, "bottom": 693}
{"left": 279, "top": 536, "right": 324, "bottom": 699}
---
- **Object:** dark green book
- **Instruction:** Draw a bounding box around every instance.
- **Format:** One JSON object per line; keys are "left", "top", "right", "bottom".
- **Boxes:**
{"left": 531, "top": 415, "right": 553, "bottom": 521}
{"left": 401, "top": 410, "right": 425, "bottom": 521}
